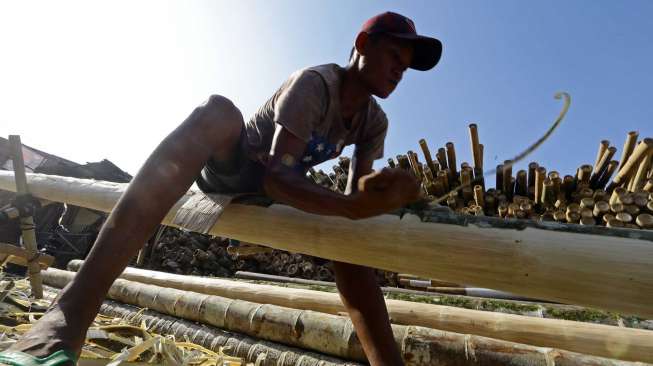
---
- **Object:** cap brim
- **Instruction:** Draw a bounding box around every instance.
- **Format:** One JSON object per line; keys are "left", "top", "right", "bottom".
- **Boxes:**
{"left": 386, "top": 33, "right": 442, "bottom": 71}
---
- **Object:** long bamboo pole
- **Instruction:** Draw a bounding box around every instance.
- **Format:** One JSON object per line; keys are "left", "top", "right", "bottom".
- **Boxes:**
{"left": 64, "top": 260, "right": 653, "bottom": 362}
{"left": 2, "top": 172, "right": 653, "bottom": 318}
{"left": 43, "top": 269, "right": 652, "bottom": 364}
{"left": 98, "top": 302, "right": 646, "bottom": 366}
{"left": 8, "top": 135, "right": 43, "bottom": 299}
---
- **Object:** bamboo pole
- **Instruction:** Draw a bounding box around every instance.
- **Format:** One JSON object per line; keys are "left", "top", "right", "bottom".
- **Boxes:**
{"left": 597, "top": 160, "right": 620, "bottom": 190}
{"left": 534, "top": 167, "right": 546, "bottom": 205}
{"left": 46, "top": 268, "right": 653, "bottom": 364}
{"left": 594, "top": 140, "right": 610, "bottom": 172}
{"left": 630, "top": 149, "right": 653, "bottom": 192}
{"left": 445, "top": 142, "right": 458, "bottom": 180}
{"left": 618, "top": 131, "right": 639, "bottom": 174}
{"left": 97, "top": 302, "right": 361, "bottom": 366}
{"left": 436, "top": 148, "right": 448, "bottom": 170}
{"left": 3, "top": 172, "right": 653, "bottom": 318}
{"left": 8, "top": 135, "right": 43, "bottom": 299}
{"left": 418, "top": 139, "right": 438, "bottom": 175}
{"left": 590, "top": 146, "right": 617, "bottom": 188}
{"left": 608, "top": 138, "right": 653, "bottom": 192}
{"left": 468, "top": 123, "right": 483, "bottom": 170}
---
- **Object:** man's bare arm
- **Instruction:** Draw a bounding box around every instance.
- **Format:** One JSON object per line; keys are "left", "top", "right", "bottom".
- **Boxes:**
{"left": 263, "top": 125, "right": 418, "bottom": 220}
{"left": 334, "top": 152, "right": 405, "bottom": 366}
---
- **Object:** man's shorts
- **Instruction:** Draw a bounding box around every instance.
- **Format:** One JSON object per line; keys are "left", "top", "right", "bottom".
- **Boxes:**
{"left": 195, "top": 129, "right": 266, "bottom": 194}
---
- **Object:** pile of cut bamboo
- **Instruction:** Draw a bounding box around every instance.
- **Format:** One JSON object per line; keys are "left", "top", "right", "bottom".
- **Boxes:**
{"left": 145, "top": 227, "right": 397, "bottom": 285}
{"left": 309, "top": 129, "right": 653, "bottom": 229}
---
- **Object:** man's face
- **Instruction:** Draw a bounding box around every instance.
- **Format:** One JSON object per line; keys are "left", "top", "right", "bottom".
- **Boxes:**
{"left": 358, "top": 34, "right": 414, "bottom": 99}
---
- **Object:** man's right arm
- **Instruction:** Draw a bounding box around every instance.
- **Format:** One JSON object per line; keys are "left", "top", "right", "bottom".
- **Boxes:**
{"left": 262, "top": 124, "right": 420, "bottom": 219}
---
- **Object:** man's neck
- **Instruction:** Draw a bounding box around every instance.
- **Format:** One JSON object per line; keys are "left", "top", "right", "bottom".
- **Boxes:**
{"left": 340, "top": 64, "right": 372, "bottom": 124}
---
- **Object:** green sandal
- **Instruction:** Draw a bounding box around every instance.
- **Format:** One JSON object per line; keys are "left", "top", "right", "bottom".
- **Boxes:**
{"left": 0, "top": 350, "right": 76, "bottom": 366}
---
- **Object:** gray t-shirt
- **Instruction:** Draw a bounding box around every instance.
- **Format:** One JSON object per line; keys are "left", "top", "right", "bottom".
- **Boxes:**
{"left": 244, "top": 64, "right": 388, "bottom": 170}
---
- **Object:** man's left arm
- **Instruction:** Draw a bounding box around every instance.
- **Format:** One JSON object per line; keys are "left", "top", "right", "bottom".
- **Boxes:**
{"left": 333, "top": 153, "right": 404, "bottom": 366}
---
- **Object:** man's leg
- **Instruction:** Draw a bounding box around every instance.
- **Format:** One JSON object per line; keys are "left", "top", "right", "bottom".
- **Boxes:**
{"left": 8, "top": 95, "right": 245, "bottom": 358}
{"left": 333, "top": 262, "right": 404, "bottom": 366}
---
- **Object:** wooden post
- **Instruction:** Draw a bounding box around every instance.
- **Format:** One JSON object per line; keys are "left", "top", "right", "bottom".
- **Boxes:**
{"left": 8, "top": 135, "right": 43, "bottom": 298}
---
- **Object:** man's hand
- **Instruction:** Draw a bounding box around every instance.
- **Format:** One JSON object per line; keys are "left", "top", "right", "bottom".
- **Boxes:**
{"left": 347, "top": 168, "right": 421, "bottom": 219}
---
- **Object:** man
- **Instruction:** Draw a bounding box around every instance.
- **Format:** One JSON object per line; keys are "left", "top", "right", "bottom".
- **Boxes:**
{"left": 1, "top": 11, "right": 442, "bottom": 366}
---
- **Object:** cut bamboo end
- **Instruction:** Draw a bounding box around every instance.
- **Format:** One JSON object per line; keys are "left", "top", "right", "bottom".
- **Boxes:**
{"left": 593, "top": 201, "right": 610, "bottom": 217}
{"left": 616, "top": 212, "right": 633, "bottom": 224}
{"left": 636, "top": 213, "right": 653, "bottom": 229}
{"left": 644, "top": 178, "right": 653, "bottom": 192}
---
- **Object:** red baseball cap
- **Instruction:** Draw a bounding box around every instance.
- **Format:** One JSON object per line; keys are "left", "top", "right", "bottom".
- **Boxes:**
{"left": 361, "top": 12, "right": 442, "bottom": 71}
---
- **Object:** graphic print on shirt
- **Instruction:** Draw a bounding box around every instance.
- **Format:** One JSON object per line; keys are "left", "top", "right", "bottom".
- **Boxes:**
{"left": 298, "top": 133, "right": 345, "bottom": 170}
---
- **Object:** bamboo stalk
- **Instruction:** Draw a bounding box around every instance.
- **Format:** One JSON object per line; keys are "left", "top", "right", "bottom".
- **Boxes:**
{"left": 468, "top": 123, "right": 483, "bottom": 170}
{"left": 436, "top": 148, "right": 448, "bottom": 170}
{"left": 418, "top": 139, "right": 438, "bottom": 175}
{"left": 577, "top": 164, "right": 593, "bottom": 187}
{"left": 8, "top": 135, "right": 43, "bottom": 299}
{"left": 47, "top": 268, "right": 653, "bottom": 364}
{"left": 618, "top": 131, "right": 639, "bottom": 174}
{"left": 495, "top": 164, "right": 504, "bottom": 194}
{"left": 4, "top": 172, "right": 653, "bottom": 318}
{"left": 515, "top": 170, "right": 527, "bottom": 196}
{"left": 387, "top": 158, "right": 396, "bottom": 168}
{"left": 590, "top": 147, "right": 617, "bottom": 188}
{"left": 502, "top": 160, "right": 513, "bottom": 198}
{"left": 608, "top": 138, "right": 653, "bottom": 192}
{"left": 445, "top": 142, "right": 458, "bottom": 179}
{"left": 630, "top": 149, "right": 653, "bottom": 192}
{"left": 597, "top": 160, "right": 619, "bottom": 190}
{"left": 396, "top": 154, "right": 410, "bottom": 170}
{"left": 594, "top": 140, "right": 610, "bottom": 172}
{"left": 534, "top": 167, "right": 546, "bottom": 205}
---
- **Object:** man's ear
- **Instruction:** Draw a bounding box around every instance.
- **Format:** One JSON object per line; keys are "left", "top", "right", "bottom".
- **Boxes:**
{"left": 354, "top": 32, "right": 369, "bottom": 56}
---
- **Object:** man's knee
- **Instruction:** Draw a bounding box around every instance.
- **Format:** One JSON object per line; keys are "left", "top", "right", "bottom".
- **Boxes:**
{"left": 191, "top": 94, "right": 244, "bottom": 140}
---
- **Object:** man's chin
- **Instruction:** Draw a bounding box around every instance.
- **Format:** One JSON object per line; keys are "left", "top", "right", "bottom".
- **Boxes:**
{"left": 373, "top": 88, "right": 394, "bottom": 99}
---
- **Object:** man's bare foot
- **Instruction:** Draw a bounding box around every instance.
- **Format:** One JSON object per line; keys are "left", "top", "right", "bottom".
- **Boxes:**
{"left": 6, "top": 304, "right": 84, "bottom": 362}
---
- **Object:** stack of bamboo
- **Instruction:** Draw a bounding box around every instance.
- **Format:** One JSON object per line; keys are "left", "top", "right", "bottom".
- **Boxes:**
{"left": 146, "top": 227, "right": 397, "bottom": 286}
{"left": 309, "top": 128, "right": 653, "bottom": 230}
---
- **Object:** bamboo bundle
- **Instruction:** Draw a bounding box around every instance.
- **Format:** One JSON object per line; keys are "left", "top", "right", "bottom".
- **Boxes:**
{"left": 2, "top": 171, "right": 653, "bottom": 318}
{"left": 66, "top": 261, "right": 653, "bottom": 363}
{"left": 43, "top": 269, "right": 653, "bottom": 364}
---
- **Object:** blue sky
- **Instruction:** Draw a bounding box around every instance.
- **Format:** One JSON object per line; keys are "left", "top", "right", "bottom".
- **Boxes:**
{"left": 2, "top": 1, "right": 652, "bottom": 180}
